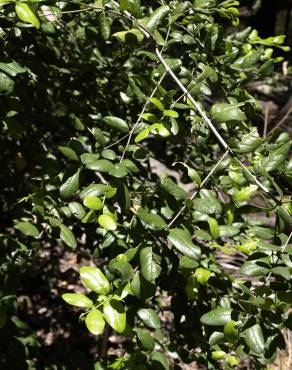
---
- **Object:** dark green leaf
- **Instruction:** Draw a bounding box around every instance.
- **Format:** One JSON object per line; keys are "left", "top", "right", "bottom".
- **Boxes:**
{"left": 137, "top": 308, "right": 160, "bottom": 329}
{"left": 59, "top": 224, "right": 77, "bottom": 248}
{"left": 200, "top": 308, "right": 232, "bottom": 326}
{"left": 15, "top": 221, "right": 39, "bottom": 237}
{"left": 137, "top": 208, "right": 167, "bottom": 230}
{"left": 243, "top": 324, "right": 265, "bottom": 354}
{"left": 168, "top": 228, "right": 201, "bottom": 260}
{"left": 140, "top": 247, "right": 161, "bottom": 282}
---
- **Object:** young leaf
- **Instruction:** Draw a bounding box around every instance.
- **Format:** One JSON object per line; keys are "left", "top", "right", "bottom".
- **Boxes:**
{"left": 80, "top": 266, "right": 110, "bottom": 295}
{"left": 85, "top": 309, "right": 105, "bottom": 335}
{"left": 83, "top": 196, "right": 103, "bottom": 211}
{"left": 208, "top": 217, "right": 220, "bottom": 239}
{"left": 62, "top": 293, "right": 93, "bottom": 308}
{"left": 98, "top": 214, "right": 117, "bottom": 231}
{"left": 15, "top": 3, "right": 40, "bottom": 28}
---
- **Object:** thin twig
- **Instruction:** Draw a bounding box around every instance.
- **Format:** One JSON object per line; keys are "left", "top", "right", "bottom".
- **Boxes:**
{"left": 119, "top": 71, "right": 167, "bottom": 163}
{"left": 265, "top": 231, "right": 292, "bottom": 282}
{"left": 268, "top": 106, "right": 292, "bottom": 135}
{"left": 167, "top": 150, "right": 229, "bottom": 228}
{"left": 263, "top": 104, "right": 269, "bottom": 138}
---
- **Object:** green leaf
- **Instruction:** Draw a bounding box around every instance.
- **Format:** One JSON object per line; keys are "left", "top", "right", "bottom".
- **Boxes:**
{"left": 161, "top": 177, "right": 187, "bottom": 201}
{"left": 83, "top": 196, "right": 103, "bottom": 211}
{"left": 200, "top": 307, "right": 232, "bottom": 326}
{"left": 80, "top": 266, "right": 110, "bottom": 295}
{"left": 15, "top": 221, "right": 39, "bottom": 237}
{"left": 98, "top": 13, "right": 110, "bottom": 41}
{"left": 101, "top": 149, "right": 116, "bottom": 161}
{"left": 68, "top": 202, "right": 86, "bottom": 220}
{"left": 109, "top": 257, "right": 134, "bottom": 282}
{"left": 59, "top": 224, "right": 77, "bottom": 248}
{"left": 211, "top": 103, "right": 247, "bottom": 123}
{"left": 240, "top": 260, "right": 269, "bottom": 277}
{"left": 80, "top": 184, "right": 109, "bottom": 199}
{"left": 103, "top": 299, "right": 126, "bottom": 333}
{"left": 84, "top": 159, "right": 114, "bottom": 172}
{"left": 224, "top": 320, "right": 238, "bottom": 343}
{"left": 58, "top": 146, "right": 79, "bottom": 161}
{"left": 271, "top": 266, "right": 291, "bottom": 280}
{"left": 168, "top": 228, "right": 201, "bottom": 260}
{"left": 234, "top": 185, "right": 258, "bottom": 202}
{"left": 98, "top": 214, "right": 117, "bottom": 231}
{"left": 140, "top": 247, "right": 161, "bottom": 282}
{"left": 0, "top": 73, "right": 14, "bottom": 92}
{"left": 60, "top": 167, "right": 81, "bottom": 199}
{"left": 109, "top": 164, "right": 128, "bottom": 178}
{"left": 137, "top": 308, "right": 160, "bottom": 329}
{"left": 130, "top": 273, "right": 156, "bottom": 301}
{"left": 209, "top": 331, "right": 225, "bottom": 345}
{"left": 194, "top": 229, "right": 212, "bottom": 241}
{"left": 174, "top": 162, "right": 201, "bottom": 186}
{"left": 263, "top": 142, "right": 291, "bottom": 172}
{"left": 194, "top": 0, "right": 216, "bottom": 8}
{"left": 194, "top": 268, "right": 211, "bottom": 285}
{"left": 219, "top": 225, "right": 240, "bottom": 237}
{"left": 62, "top": 293, "right": 93, "bottom": 308}
{"left": 137, "top": 208, "right": 167, "bottom": 230}
{"left": 208, "top": 217, "right": 220, "bottom": 239}
{"left": 120, "top": 0, "right": 141, "bottom": 17}
{"left": 146, "top": 5, "right": 170, "bottom": 32}
{"left": 103, "top": 116, "right": 129, "bottom": 133}
{"left": 164, "top": 109, "right": 179, "bottom": 118}
{"left": 243, "top": 324, "right": 265, "bottom": 354}
{"left": 211, "top": 351, "right": 226, "bottom": 360}
{"left": 85, "top": 309, "right": 105, "bottom": 335}
{"left": 193, "top": 190, "right": 222, "bottom": 215}
{"left": 151, "top": 352, "right": 169, "bottom": 370}
{"left": 135, "top": 328, "right": 155, "bottom": 350}
{"left": 236, "top": 128, "right": 264, "bottom": 153}
{"left": 80, "top": 153, "right": 100, "bottom": 166}
{"left": 113, "top": 29, "right": 144, "bottom": 43}
{"left": 149, "top": 97, "right": 165, "bottom": 111}
{"left": 135, "top": 127, "right": 150, "bottom": 143}
{"left": 15, "top": 3, "right": 40, "bottom": 28}
{"left": 0, "top": 61, "right": 26, "bottom": 77}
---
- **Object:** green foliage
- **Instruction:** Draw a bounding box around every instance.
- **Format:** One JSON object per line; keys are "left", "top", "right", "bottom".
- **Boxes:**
{"left": 0, "top": 0, "right": 291, "bottom": 369}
